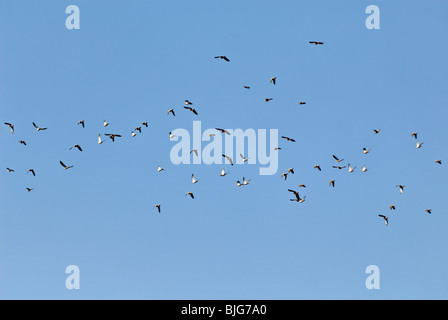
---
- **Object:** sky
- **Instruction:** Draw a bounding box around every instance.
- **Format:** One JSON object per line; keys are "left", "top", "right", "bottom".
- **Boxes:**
{"left": 0, "top": 0, "right": 447, "bottom": 300}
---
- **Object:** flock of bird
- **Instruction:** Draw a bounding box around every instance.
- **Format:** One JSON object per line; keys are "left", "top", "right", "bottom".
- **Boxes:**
{"left": 3, "top": 41, "right": 443, "bottom": 226}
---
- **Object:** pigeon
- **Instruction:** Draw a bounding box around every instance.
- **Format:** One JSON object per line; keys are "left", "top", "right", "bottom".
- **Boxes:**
{"left": 78, "top": 120, "right": 85, "bottom": 128}
{"left": 32, "top": 122, "right": 47, "bottom": 131}
{"left": 185, "top": 192, "right": 195, "bottom": 199}
{"left": 69, "top": 144, "right": 83, "bottom": 152}
{"left": 27, "top": 169, "right": 36, "bottom": 176}
{"left": 167, "top": 109, "right": 175, "bottom": 116}
{"left": 215, "top": 55, "right": 230, "bottom": 62}
{"left": 281, "top": 136, "right": 296, "bottom": 142}
{"left": 184, "top": 106, "right": 198, "bottom": 115}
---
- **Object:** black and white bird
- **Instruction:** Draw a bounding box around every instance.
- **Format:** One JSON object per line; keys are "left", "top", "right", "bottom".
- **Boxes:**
{"left": 4, "top": 122, "right": 14, "bottom": 134}
{"left": 348, "top": 164, "right": 356, "bottom": 173}
{"left": 396, "top": 185, "right": 405, "bottom": 194}
{"left": 329, "top": 180, "right": 335, "bottom": 187}
{"left": 416, "top": 140, "right": 424, "bottom": 149}
{"left": 265, "top": 98, "right": 273, "bottom": 102}
{"left": 215, "top": 55, "right": 230, "bottom": 62}
{"left": 242, "top": 177, "right": 251, "bottom": 185}
{"left": 60, "top": 161, "right": 74, "bottom": 170}
{"left": 222, "top": 154, "right": 234, "bottom": 166}
{"left": 378, "top": 214, "right": 389, "bottom": 226}
{"left": 105, "top": 134, "right": 122, "bottom": 142}
{"left": 157, "top": 166, "right": 164, "bottom": 172}
{"left": 103, "top": 120, "right": 109, "bottom": 127}
{"left": 362, "top": 165, "right": 368, "bottom": 172}
{"left": 6, "top": 168, "right": 14, "bottom": 173}
{"left": 333, "top": 155, "right": 344, "bottom": 163}
{"left": 69, "top": 144, "right": 83, "bottom": 152}
{"left": 185, "top": 100, "right": 193, "bottom": 105}
{"left": 184, "top": 106, "right": 198, "bottom": 115}
{"left": 32, "top": 122, "right": 47, "bottom": 131}
{"left": 191, "top": 174, "right": 200, "bottom": 184}
{"left": 240, "top": 153, "right": 249, "bottom": 163}
{"left": 363, "top": 148, "right": 371, "bottom": 154}
{"left": 220, "top": 168, "right": 228, "bottom": 177}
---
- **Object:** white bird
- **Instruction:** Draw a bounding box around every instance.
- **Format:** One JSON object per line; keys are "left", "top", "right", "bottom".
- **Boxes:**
{"left": 242, "top": 177, "right": 251, "bottom": 185}
{"left": 220, "top": 168, "right": 228, "bottom": 177}
{"left": 416, "top": 140, "right": 424, "bottom": 149}
{"left": 98, "top": 134, "right": 104, "bottom": 144}
{"left": 103, "top": 120, "right": 109, "bottom": 127}
{"left": 131, "top": 131, "right": 137, "bottom": 137}
{"left": 191, "top": 174, "right": 199, "bottom": 184}
{"left": 396, "top": 185, "right": 405, "bottom": 194}
{"left": 348, "top": 164, "right": 356, "bottom": 173}
{"left": 236, "top": 180, "right": 243, "bottom": 187}
{"left": 362, "top": 165, "right": 368, "bottom": 172}
{"left": 240, "top": 153, "right": 249, "bottom": 163}
{"left": 169, "top": 132, "right": 177, "bottom": 139}
{"left": 157, "top": 166, "right": 164, "bottom": 172}
{"left": 32, "top": 122, "right": 47, "bottom": 131}
{"left": 363, "top": 148, "right": 371, "bottom": 154}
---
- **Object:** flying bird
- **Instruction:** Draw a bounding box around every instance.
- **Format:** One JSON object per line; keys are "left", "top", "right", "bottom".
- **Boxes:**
{"left": 185, "top": 100, "right": 193, "bottom": 105}
{"left": 103, "top": 120, "right": 109, "bottom": 127}
{"left": 244, "top": 86, "right": 251, "bottom": 89}
{"left": 191, "top": 174, "right": 200, "bottom": 184}
{"left": 32, "top": 122, "right": 47, "bottom": 131}
{"left": 396, "top": 185, "right": 405, "bottom": 194}
{"left": 142, "top": 122, "right": 148, "bottom": 127}
{"left": 19, "top": 140, "right": 27, "bottom": 146}
{"left": 105, "top": 134, "right": 122, "bottom": 142}
{"left": 329, "top": 180, "right": 335, "bottom": 187}
{"left": 288, "top": 189, "right": 306, "bottom": 203}
{"left": 216, "top": 128, "right": 231, "bottom": 135}
{"left": 287, "top": 168, "right": 295, "bottom": 174}
{"left": 240, "top": 153, "right": 249, "bottom": 163}
{"left": 411, "top": 132, "right": 418, "bottom": 139}
{"left": 314, "top": 165, "right": 321, "bottom": 171}
{"left": 236, "top": 180, "right": 243, "bottom": 187}
{"left": 309, "top": 41, "right": 324, "bottom": 45}
{"left": 333, "top": 155, "right": 344, "bottom": 163}
{"left": 348, "top": 164, "right": 356, "bottom": 173}
{"left": 222, "top": 154, "right": 234, "bottom": 166}
{"left": 26, "top": 188, "right": 34, "bottom": 192}
{"left": 184, "top": 106, "right": 198, "bottom": 115}
{"left": 270, "top": 77, "right": 277, "bottom": 85}
{"left": 60, "top": 161, "right": 74, "bottom": 170}
{"left": 425, "top": 209, "right": 432, "bottom": 214}
{"left": 98, "top": 134, "right": 104, "bottom": 144}
{"left": 190, "top": 149, "right": 198, "bottom": 157}
{"left": 154, "top": 204, "right": 161, "bottom": 213}
{"left": 378, "top": 215, "right": 389, "bottom": 226}
{"left": 281, "top": 172, "right": 288, "bottom": 181}
{"left": 135, "top": 127, "right": 142, "bottom": 133}
{"left": 265, "top": 98, "right": 273, "bottom": 102}
{"left": 27, "top": 169, "right": 36, "bottom": 176}
{"left": 131, "top": 131, "right": 137, "bottom": 137}
{"left": 362, "top": 165, "right": 368, "bottom": 172}
{"left": 281, "top": 136, "right": 296, "bottom": 142}
{"left": 363, "top": 148, "right": 371, "bottom": 154}
{"left": 169, "top": 132, "right": 177, "bottom": 139}
{"left": 220, "top": 168, "right": 228, "bottom": 177}
{"left": 298, "top": 101, "right": 306, "bottom": 105}
{"left": 157, "top": 166, "right": 164, "bottom": 172}
{"left": 215, "top": 55, "right": 230, "bottom": 62}
{"left": 435, "top": 160, "right": 442, "bottom": 165}
{"left": 373, "top": 129, "right": 381, "bottom": 134}
{"left": 167, "top": 109, "right": 175, "bottom": 116}
{"left": 416, "top": 140, "right": 424, "bottom": 149}
{"left": 298, "top": 184, "right": 306, "bottom": 188}
{"left": 332, "top": 166, "right": 346, "bottom": 170}
{"left": 4, "top": 122, "right": 14, "bottom": 134}
{"left": 6, "top": 168, "right": 14, "bottom": 173}
{"left": 185, "top": 192, "right": 195, "bottom": 199}
{"left": 389, "top": 205, "right": 396, "bottom": 210}
{"left": 78, "top": 120, "right": 85, "bottom": 128}
{"left": 242, "top": 177, "right": 251, "bottom": 185}
{"left": 69, "top": 144, "right": 83, "bottom": 152}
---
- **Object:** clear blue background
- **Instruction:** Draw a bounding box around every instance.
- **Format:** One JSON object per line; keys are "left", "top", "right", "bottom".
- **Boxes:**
{"left": 0, "top": 0, "right": 447, "bottom": 299}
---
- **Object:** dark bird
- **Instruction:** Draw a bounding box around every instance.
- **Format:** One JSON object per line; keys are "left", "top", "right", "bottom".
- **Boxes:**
{"left": 329, "top": 180, "right": 335, "bottom": 187}
{"left": 332, "top": 155, "right": 344, "bottom": 163}
{"left": 389, "top": 205, "right": 396, "bottom": 210}
{"left": 27, "top": 169, "right": 36, "bottom": 176}
{"left": 185, "top": 100, "right": 193, "bottom": 105}
{"left": 309, "top": 41, "right": 324, "bottom": 45}
{"left": 333, "top": 166, "right": 346, "bottom": 170}
{"left": 298, "top": 101, "right": 306, "bottom": 105}
{"left": 19, "top": 140, "right": 27, "bottom": 146}
{"left": 435, "top": 160, "right": 442, "bottom": 165}
{"left": 425, "top": 209, "right": 432, "bottom": 214}
{"left": 215, "top": 55, "right": 230, "bottom": 62}
{"left": 396, "top": 185, "right": 405, "bottom": 194}
{"left": 142, "top": 122, "right": 148, "bottom": 127}
{"left": 32, "top": 122, "right": 47, "bottom": 131}
{"left": 184, "top": 106, "right": 198, "bottom": 115}
{"left": 265, "top": 98, "right": 273, "bottom": 102}
{"left": 154, "top": 204, "right": 161, "bottom": 213}
{"left": 373, "top": 129, "right": 381, "bottom": 134}
{"left": 298, "top": 184, "right": 306, "bottom": 188}
{"left": 69, "top": 144, "right": 83, "bottom": 152}
{"left": 244, "top": 86, "right": 251, "bottom": 89}
{"left": 167, "top": 109, "right": 175, "bottom": 116}
{"left": 287, "top": 168, "right": 295, "bottom": 174}
{"left": 270, "top": 77, "right": 277, "bottom": 85}
{"left": 60, "top": 161, "right": 74, "bottom": 170}
{"left": 185, "top": 192, "right": 195, "bottom": 199}
{"left": 222, "top": 154, "right": 234, "bottom": 166}
{"left": 4, "top": 122, "right": 14, "bottom": 134}
{"left": 288, "top": 189, "right": 305, "bottom": 203}
{"left": 411, "top": 132, "right": 418, "bottom": 139}
{"left": 6, "top": 168, "right": 14, "bottom": 173}
{"left": 105, "top": 134, "right": 122, "bottom": 142}
{"left": 78, "top": 120, "right": 85, "bottom": 128}
{"left": 314, "top": 165, "right": 321, "bottom": 171}
{"left": 378, "top": 214, "right": 389, "bottom": 226}
{"left": 26, "top": 187, "right": 34, "bottom": 192}
{"left": 216, "top": 128, "right": 231, "bottom": 135}
{"left": 281, "top": 136, "right": 296, "bottom": 142}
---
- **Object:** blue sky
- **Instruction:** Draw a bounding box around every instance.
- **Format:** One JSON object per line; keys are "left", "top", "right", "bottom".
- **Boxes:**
{"left": 0, "top": 0, "right": 447, "bottom": 300}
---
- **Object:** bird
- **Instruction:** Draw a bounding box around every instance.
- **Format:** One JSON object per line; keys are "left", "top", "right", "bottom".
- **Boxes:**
{"left": 362, "top": 165, "right": 368, "bottom": 172}
{"left": 184, "top": 106, "right": 198, "bottom": 115}
{"left": 425, "top": 209, "right": 432, "bottom": 214}
{"left": 378, "top": 215, "right": 389, "bottom": 226}
{"left": 416, "top": 140, "right": 424, "bottom": 149}
{"left": 333, "top": 155, "right": 344, "bottom": 163}
{"left": 78, "top": 120, "right": 85, "bottom": 128}
{"left": 309, "top": 41, "right": 324, "bottom": 45}
{"left": 135, "top": 127, "right": 142, "bottom": 133}
{"left": 348, "top": 164, "right": 356, "bottom": 173}
{"left": 373, "top": 129, "right": 381, "bottom": 134}
{"left": 69, "top": 144, "right": 83, "bottom": 152}
{"left": 240, "top": 153, "right": 249, "bottom": 163}
{"left": 185, "top": 192, "right": 195, "bottom": 199}
{"left": 270, "top": 77, "right": 277, "bottom": 85}
{"left": 103, "top": 120, "right": 109, "bottom": 127}
{"left": 274, "top": 147, "right": 282, "bottom": 150}
{"left": 222, "top": 154, "right": 234, "bottom": 166}
{"left": 396, "top": 185, "right": 405, "bottom": 194}
{"left": 244, "top": 86, "right": 251, "bottom": 89}
{"left": 332, "top": 166, "right": 346, "bottom": 170}
{"left": 389, "top": 205, "right": 396, "bottom": 210}
{"left": 185, "top": 100, "right": 193, "bottom": 105}
{"left": 288, "top": 189, "right": 306, "bottom": 203}
{"left": 98, "top": 134, "right": 104, "bottom": 144}
{"left": 215, "top": 55, "right": 230, "bottom": 62}
{"left": 287, "top": 168, "right": 295, "bottom": 174}
{"left": 167, "top": 109, "right": 175, "bottom": 116}
{"left": 26, "top": 188, "right": 34, "bottom": 192}
{"left": 298, "top": 184, "right": 306, "bottom": 188}
{"left": 329, "top": 180, "right": 335, "bottom": 187}
{"left": 60, "top": 161, "right": 74, "bottom": 170}
{"left": 435, "top": 160, "right": 442, "bottom": 165}
{"left": 19, "top": 140, "right": 27, "bottom": 146}
{"left": 32, "top": 122, "right": 47, "bottom": 131}
{"left": 242, "top": 177, "right": 251, "bottom": 185}
{"left": 281, "top": 172, "right": 288, "bottom": 181}
{"left": 131, "top": 131, "right": 137, "bottom": 137}
{"left": 281, "top": 136, "right": 296, "bottom": 142}
{"left": 154, "top": 204, "right": 161, "bottom": 213}
{"left": 157, "top": 166, "right": 164, "bottom": 172}
{"left": 190, "top": 149, "right": 198, "bottom": 157}
{"left": 220, "top": 168, "right": 228, "bottom": 177}
{"left": 105, "top": 134, "right": 122, "bottom": 142}
{"left": 314, "top": 165, "right": 321, "bottom": 171}
{"left": 4, "top": 122, "right": 14, "bottom": 134}
{"left": 363, "top": 148, "right": 371, "bottom": 154}
{"left": 298, "top": 101, "right": 306, "bottom": 105}
{"left": 191, "top": 174, "right": 199, "bottom": 184}
{"left": 169, "top": 132, "right": 177, "bottom": 139}
{"left": 236, "top": 180, "right": 243, "bottom": 187}
{"left": 27, "top": 169, "right": 36, "bottom": 176}
{"left": 265, "top": 98, "right": 274, "bottom": 102}
{"left": 6, "top": 168, "right": 14, "bottom": 173}
{"left": 142, "top": 122, "right": 148, "bottom": 127}
{"left": 411, "top": 132, "right": 418, "bottom": 139}
{"left": 216, "top": 128, "right": 231, "bottom": 135}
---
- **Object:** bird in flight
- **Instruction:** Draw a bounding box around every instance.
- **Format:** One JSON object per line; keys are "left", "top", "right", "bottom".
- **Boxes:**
{"left": 98, "top": 134, "right": 105, "bottom": 144}
{"left": 287, "top": 168, "right": 295, "bottom": 174}
{"left": 236, "top": 180, "right": 243, "bottom": 187}
{"left": 288, "top": 189, "right": 305, "bottom": 203}
{"left": 363, "top": 148, "right": 371, "bottom": 154}
{"left": 184, "top": 106, "right": 198, "bottom": 115}
{"left": 281, "top": 172, "right": 288, "bottom": 181}
{"left": 265, "top": 98, "right": 273, "bottom": 102}
{"left": 19, "top": 140, "right": 27, "bottom": 146}
{"left": 105, "top": 134, "right": 122, "bottom": 142}
{"left": 222, "top": 154, "right": 234, "bottom": 166}
{"left": 416, "top": 140, "right": 424, "bottom": 149}
{"left": 215, "top": 55, "right": 230, "bottom": 62}
{"left": 27, "top": 169, "right": 36, "bottom": 176}
{"left": 4, "top": 122, "right": 14, "bottom": 134}
{"left": 185, "top": 100, "right": 193, "bottom": 105}
{"left": 185, "top": 192, "right": 195, "bottom": 199}
{"left": 332, "top": 155, "right": 344, "bottom": 163}
{"left": 240, "top": 153, "right": 249, "bottom": 163}
{"left": 270, "top": 77, "right": 277, "bottom": 85}
{"left": 154, "top": 204, "right": 161, "bottom": 213}
{"left": 378, "top": 214, "right": 389, "bottom": 226}
{"left": 348, "top": 164, "right": 356, "bottom": 173}
{"left": 389, "top": 205, "right": 396, "bottom": 210}
{"left": 309, "top": 41, "right": 324, "bottom": 45}
{"left": 78, "top": 120, "right": 85, "bottom": 128}
{"left": 32, "top": 122, "right": 47, "bottom": 131}
{"left": 411, "top": 132, "right": 418, "bottom": 139}
{"left": 60, "top": 161, "right": 74, "bottom": 170}
{"left": 333, "top": 166, "right": 346, "bottom": 170}
{"left": 135, "top": 127, "right": 142, "bottom": 134}
{"left": 167, "top": 109, "right": 175, "bottom": 117}
{"left": 298, "top": 101, "right": 306, "bottom": 105}
{"left": 281, "top": 136, "right": 296, "bottom": 142}
{"left": 329, "top": 180, "right": 335, "bottom": 187}
{"left": 362, "top": 165, "right": 368, "bottom": 172}
{"left": 6, "top": 168, "right": 14, "bottom": 173}
{"left": 157, "top": 166, "right": 164, "bottom": 172}
{"left": 69, "top": 144, "right": 83, "bottom": 152}
{"left": 298, "top": 184, "right": 306, "bottom": 188}
{"left": 425, "top": 209, "right": 432, "bottom": 214}
{"left": 169, "top": 132, "right": 177, "bottom": 139}
{"left": 314, "top": 165, "right": 321, "bottom": 171}
{"left": 216, "top": 128, "right": 231, "bottom": 135}
{"left": 396, "top": 185, "right": 405, "bottom": 194}
{"left": 190, "top": 149, "right": 198, "bottom": 157}
{"left": 131, "top": 131, "right": 137, "bottom": 137}
{"left": 142, "top": 122, "right": 148, "bottom": 127}
{"left": 220, "top": 168, "right": 228, "bottom": 177}
{"left": 435, "top": 160, "right": 442, "bottom": 165}
{"left": 103, "top": 120, "right": 109, "bottom": 127}
{"left": 26, "top": 187, "right": 34, "bottom": 192}
{"left": 191, "top": 174, "right": 200, "bottom": 184}
{"left": 242, "top": 177, "right": 251, "bottom": 185}
{"left": 244, "top": 86, "right": 251, "bottom": 89}
{"left": 373, "top": 129, "right": 381, "bottom": 134}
